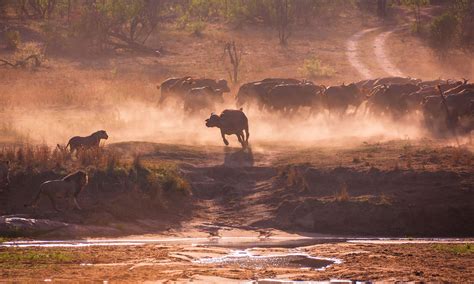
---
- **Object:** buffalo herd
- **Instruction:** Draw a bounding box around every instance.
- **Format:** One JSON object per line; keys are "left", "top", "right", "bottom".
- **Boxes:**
{"left": 158, "top": 76, "right": 473, "bottom": 139}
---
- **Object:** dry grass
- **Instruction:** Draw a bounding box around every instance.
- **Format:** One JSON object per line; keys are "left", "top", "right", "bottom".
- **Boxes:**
{"left": 335, "top": 182, "right": 350, "bottom": 202}
{"left": 0, "top": 145, "right": 119, "bottom": 171}
{"left": 0, "top": 144, "right": 190, "bottom": 198}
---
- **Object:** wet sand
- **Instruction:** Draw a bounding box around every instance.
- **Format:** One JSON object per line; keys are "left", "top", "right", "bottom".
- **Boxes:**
{"left": 1, "top": 238, "right": 472, "bottom": 282}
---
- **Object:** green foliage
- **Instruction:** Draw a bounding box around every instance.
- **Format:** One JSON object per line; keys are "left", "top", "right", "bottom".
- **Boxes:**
{"left": 4, "top": 30, "right": 21, "bottom": 50}
{"left": 0, "top": 237, "right": 12, "bottom": 243}
{"left": 131, "top": 161, "right": 191, "bottom": 199}
{"left": 298, "top": 56, "right": 335, "bottom": 79}
{"left": 429, "top": 13, "right": 458, "bottom": 57}
{"left": 401, "top": 0, "right": 430, "bottom": 9}
{"left": 122, "top": 154, "right": 190, "bottom": 200}
{"left": 187, "top": 20, "right": 207, "bottom": 37}
{"left": 13, "top": 42, "right": 45, "bottom": 68}
{"left": 1, "top": 0, "right": 366, "bottom": 51}
{"left": 402, "top": 0, "right": 430, "bottom": 34}
{"left": 449, "top": 0, "right": 474, "bottom": 53}
{"left": 41, "top": 21, "right": 68, "bottom": 52}
{"left": 434, "top": 243, "right": 473, "bottom": 255}
{"left": 0, "top": 251, "right": 75, "bottom": 263}
{"left": 153, "top": 167, "right": 191, "bottom": 197}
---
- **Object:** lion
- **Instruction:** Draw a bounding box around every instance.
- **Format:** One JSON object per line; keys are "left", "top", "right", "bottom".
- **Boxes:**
{"left": 24, "top": 170, "right": 88, "bottom": 211}
{"left": 66, "top": 130, "right": 109, "bottom": 153}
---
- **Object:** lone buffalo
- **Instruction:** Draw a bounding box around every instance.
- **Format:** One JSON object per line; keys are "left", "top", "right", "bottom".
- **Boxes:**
{"left": 205, "top": 109, "right": 249, "bottom": 148}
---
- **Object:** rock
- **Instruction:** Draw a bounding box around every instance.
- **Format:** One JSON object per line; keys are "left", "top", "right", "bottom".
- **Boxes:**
{"left": 0, "top": 215, "right": 68, "bottom": 236}
{"left": 0, "top": 215, "right": 121, "bottom": 238}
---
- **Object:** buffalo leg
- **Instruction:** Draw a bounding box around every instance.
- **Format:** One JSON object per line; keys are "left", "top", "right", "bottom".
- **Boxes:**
{"left": 238, "top": 131, "right": 247, "bottom": 148}
{"left": 221, "top": 130, "right": 229, "bottom": 146}
{"left": 244, "top": 125, "right": 249, "bottom": 143}
{"left": 73, "top": 197, "right": 82, "bottom": 210}
{"left": 353, "top": 104, "right": 360, "bottom": 116}
{"left": 236, "top": 133, "right": 244, "bottom": 146}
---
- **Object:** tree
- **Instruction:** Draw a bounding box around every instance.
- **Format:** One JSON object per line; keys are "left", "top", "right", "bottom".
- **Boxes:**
{"left": 402, "top": 0, "right": 430, "bottom": 33}
{"left": 429, "top": 12, "right": 458, "bottom": 58}
{"left": 73, "top": 0, "right": 163, "bottom": 54}
{"left": 275, "top": 0, "right": 292, "bottom": 45}
{"left": 28, "top": 0, "right": 57, "bottom": 19}
{"left": 377, "top": 0, "right": 388, "bottom": 18}
{"left": 223, "top": 41, "right": 242, "bottom": 83}
{"left": 450, "top": 0, "right": 474, "bottom": 53}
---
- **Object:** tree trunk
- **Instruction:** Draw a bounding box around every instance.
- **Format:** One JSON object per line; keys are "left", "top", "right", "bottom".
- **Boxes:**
{"left": 377, "top": 0, "right": 387, "bottom": 18}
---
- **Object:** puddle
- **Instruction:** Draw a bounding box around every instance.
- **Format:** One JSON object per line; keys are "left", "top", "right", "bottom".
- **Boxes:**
{"left": 347, "top": 238, "right": 473, "bottom": 244}
{"left": 253, "top": 279, "right": 367, "bottom": 284}
{"left": 194, "top": 250, "right": 340, "bottom": 270}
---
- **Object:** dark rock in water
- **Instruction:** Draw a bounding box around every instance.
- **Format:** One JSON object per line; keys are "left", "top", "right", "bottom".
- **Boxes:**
{"left": 0, "top": 215, "right": 121, "bottom": 238}
{"left": 0, "top": 215, "right": 68, "bottom": 236}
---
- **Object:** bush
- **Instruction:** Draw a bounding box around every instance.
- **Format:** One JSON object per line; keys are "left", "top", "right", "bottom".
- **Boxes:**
{"left": 187, "top": 21, "right": 207, "bottom": 37}
{"left": 429, "top": 13, "right": 458, "bottom": 57}
{"left": 132, "top": 161, "right": 191, "bottom": 200}
{"left": 298, "top": 56, "right": 335, "bottom": 79}
{"left": 41, "top": 21, "right": 68, "bottom": 53}
{"left": 14, "top": 42, "right": 46, "bottom": 67}
{"left": 5, "top": 30, "right": 21, "bottom": 50}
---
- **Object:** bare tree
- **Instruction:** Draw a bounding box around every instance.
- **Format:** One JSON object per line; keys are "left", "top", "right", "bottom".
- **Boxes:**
{"left": 223, "top": 41, "right": 242, "bottom": 84}
{"left": 276, "top": 0, "right": 292, "bottom": 45}
{"left": 377, "top": 0, "right": 388, "bottom": 18}
{"left": 402, "top": 0, "right": 429, "bottom": 33}
{"left": 28, "top": 0, "right": 57, "bottom": 19}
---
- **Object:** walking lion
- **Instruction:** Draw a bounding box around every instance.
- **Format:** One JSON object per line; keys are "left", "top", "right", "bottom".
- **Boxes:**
{"left": 25, "top": 170, "right": 88, "bottom": 211}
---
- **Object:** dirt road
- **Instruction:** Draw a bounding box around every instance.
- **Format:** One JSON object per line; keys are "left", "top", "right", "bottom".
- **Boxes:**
{"left": 346, "top": 27, "right": 407, "bottom": 79}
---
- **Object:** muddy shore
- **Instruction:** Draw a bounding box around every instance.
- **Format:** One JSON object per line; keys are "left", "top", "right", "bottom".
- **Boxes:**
{"left": 1, "top": 141, "right": 473, "bottom": 238}
{"left": 1, "top": 140, "right": 473, "bottom": 282}
{"left": 1, "top": 240, "right": 472, "bottom": 282}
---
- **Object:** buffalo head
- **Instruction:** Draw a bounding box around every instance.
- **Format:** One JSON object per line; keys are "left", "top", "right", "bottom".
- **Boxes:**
{"left": 217, "top": 79, "right": 231, "bottom": 92}
{"left": 205, "top": 113, "right": 221, "bottom": 128}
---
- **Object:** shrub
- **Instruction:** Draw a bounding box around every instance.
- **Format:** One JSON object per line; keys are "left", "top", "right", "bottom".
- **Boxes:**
{"left": 335, "top": 182, "right": 350, "bottom": 202}
{"left": 176, "top": 13, "right": 190, "bottom": 29}
{"left": 429, "top": 13, "right": 458, "bottom": 57}
{"left": 41, "top": 21, "right": 68, "bottom": 53}
{"left": 14, "top": 42, "right": 46, "bottom": 68}
{"left": 155, "top": 167, "right": 191, "bottom": 197}
{"left": 187, "top": 21, "right": 207, "bottom": 37}
{"left": 5, "top": 30, "right": 21, "bottom": 50}
{"left": 298, "top": 56, "right": 335, "bottom": 79}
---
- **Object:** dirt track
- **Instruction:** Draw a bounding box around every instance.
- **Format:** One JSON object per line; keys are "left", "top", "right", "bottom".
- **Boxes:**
{"left": 346, "top": 27, "right": 406, "bottom": 79}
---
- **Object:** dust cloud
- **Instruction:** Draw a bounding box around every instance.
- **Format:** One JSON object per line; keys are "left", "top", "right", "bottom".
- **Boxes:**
{"left": 2, "top": 96, "right": 425, "bottom": 148}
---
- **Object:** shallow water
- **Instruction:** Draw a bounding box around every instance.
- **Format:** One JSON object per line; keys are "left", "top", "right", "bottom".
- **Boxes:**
{"left": 1, "top": 236, "right": 471, "bottom": 248}
{"left": 194, "top": 249, "right": 340, "bottom": 270}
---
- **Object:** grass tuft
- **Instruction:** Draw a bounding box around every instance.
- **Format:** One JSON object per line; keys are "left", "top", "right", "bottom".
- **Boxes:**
{"left": 335, "top": 182, "right": 350, "bottom": 202}
{"left": 0, "top": 251, "right": 75, "bottom": 263}
{"left": 433, "top": 244, "right": 473, "bottom": 255}
{"left": 298, "top": 56, "right": 335, "bottom": 79}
